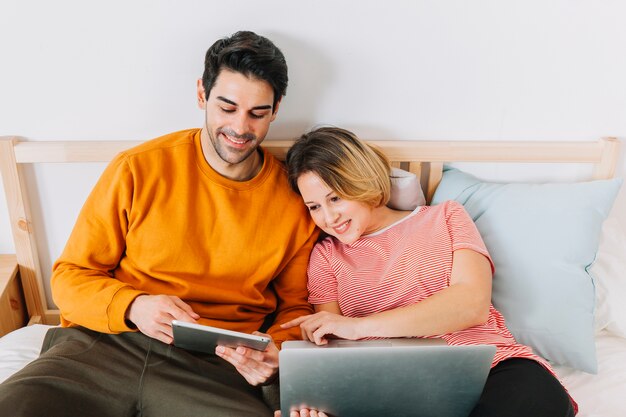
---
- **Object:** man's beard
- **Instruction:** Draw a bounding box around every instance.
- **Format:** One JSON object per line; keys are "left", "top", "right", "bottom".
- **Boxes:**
{"left": 208, "top": 126, "right": 258, "bottom": 165}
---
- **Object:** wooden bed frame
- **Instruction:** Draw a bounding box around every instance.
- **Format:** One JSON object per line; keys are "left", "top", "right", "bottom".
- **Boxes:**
{"left": 0, "top": 136, "right": 621, "bottom": 331}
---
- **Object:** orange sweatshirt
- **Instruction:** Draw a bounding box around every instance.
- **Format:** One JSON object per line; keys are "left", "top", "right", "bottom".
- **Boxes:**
{"left": 51, "top": 129, "right": 318, "bottom": 345}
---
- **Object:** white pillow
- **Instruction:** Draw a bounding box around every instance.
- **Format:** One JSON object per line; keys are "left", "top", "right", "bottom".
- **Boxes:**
{"left": 388, "top": 167, "right": 426, "bottom": 210}
{"left": 591, "top": 216, "right": 626, "bottom": 338}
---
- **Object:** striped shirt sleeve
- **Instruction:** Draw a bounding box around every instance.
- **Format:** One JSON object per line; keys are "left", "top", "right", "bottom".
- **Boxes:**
{"left": 444, "top": 200, "right": 495, "bottom": 273}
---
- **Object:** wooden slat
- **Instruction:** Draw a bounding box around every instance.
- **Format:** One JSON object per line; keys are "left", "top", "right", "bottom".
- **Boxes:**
{"left": 11, "top": 138, "right": 615, "bottom": 165}
{"left": 13, "top": 140, "right": 142, "bottom": 163}
{"left": 12, "top": 140, "right": 295, "bottom": 163}
{"left": 407, "top": 162, "right": 422, "bottom": 178}
{"left": 593, "top": 137, "right": 620, "bottom": 179}
{"left": 45, "top": 310, "right": 60, "bottom": 325}
{"left": 426, "top": 162, "right": 444, "bottom": 204}
{"left": 0, "top": 139, "right": 48, "bottom": 323}
{"left": 365, "top": 140, "right": 610, "bottom": 163}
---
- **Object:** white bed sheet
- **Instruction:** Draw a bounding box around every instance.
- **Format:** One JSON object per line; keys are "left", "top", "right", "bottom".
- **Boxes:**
{"left": 0, "top": 324, "right": 54, "bottom": 384}
{"left": 1, "top": 325, "right": 625, "bottom": 415}
{"left": 554, "top": 330, "right": 626, "bottom": 417}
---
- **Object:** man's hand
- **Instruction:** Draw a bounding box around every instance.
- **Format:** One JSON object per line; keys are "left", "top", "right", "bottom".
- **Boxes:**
{"left": 126, "top": 294, "right": 200, "bottom": 343}
{"left": 215, "top": 332, "right": 279, "bottom": 386}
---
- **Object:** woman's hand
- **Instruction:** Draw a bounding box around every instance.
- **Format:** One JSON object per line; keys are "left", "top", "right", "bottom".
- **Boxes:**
{"left": 274, "top": 408, "right": 329, "bottom": 417}
{"left": 281, "top": 311, "right": 362, "bottom": 345}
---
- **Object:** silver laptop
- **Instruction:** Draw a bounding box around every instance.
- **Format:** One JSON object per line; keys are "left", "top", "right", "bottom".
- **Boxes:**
{"left": 279, "top": 338, "right": 496, "bottom": 417}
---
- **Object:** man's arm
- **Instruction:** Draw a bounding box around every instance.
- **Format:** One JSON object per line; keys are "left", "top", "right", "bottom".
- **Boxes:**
{"left": 51, "top": 154, "right": 167, "bottom": 334}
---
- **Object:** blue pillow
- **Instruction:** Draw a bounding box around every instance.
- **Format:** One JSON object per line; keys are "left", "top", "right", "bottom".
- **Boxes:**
{"left": 432, "top": 167, "right": 622, "bottom": 373}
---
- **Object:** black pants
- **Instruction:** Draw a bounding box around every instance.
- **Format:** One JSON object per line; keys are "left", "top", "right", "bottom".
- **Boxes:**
{"left": 0, "top": 327, "right": 273, "bottom": 417}
{"left": 469, "top": 358, "right": 576, "bottom": 417}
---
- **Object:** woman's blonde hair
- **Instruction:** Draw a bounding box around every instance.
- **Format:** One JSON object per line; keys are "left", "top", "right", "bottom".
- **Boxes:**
{"left": 286, "top": 126, "right": 391, "bottom": 207}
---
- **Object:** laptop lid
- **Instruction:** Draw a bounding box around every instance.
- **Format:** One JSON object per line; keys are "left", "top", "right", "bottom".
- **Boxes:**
{"left": 279, "top": 338, "right": 496, "bottom": 417}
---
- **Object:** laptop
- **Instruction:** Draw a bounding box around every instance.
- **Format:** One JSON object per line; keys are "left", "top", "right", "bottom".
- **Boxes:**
{"left": 279, "top": 338, "right": 496, "bottom": 417}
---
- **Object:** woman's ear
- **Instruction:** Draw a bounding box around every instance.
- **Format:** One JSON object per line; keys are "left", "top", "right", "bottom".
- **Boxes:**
{"left": 196, "top": 79, "right": 206, "bottom": 109}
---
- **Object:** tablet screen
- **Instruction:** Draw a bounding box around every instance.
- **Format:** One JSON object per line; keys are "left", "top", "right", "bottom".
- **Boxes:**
{"left": 172, "top": 320, "right": 271, "bottom": 353}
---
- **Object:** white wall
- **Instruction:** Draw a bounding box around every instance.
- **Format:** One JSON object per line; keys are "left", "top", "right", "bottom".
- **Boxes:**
{"left": 2, "top": 1, "right": 626, "bottom": 272}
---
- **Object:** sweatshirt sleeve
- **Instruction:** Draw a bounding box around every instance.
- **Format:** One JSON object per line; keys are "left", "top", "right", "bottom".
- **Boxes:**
{"left": 51, "top": 153, "right": 145, "bottom": 333}
{"left": 264, "top": 228, "right": 319, "bottom": 347}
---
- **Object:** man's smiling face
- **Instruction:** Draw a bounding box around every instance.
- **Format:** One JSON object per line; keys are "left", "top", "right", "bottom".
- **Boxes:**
{"left": 198, "top": 69, "right": 279, "bottom": 175}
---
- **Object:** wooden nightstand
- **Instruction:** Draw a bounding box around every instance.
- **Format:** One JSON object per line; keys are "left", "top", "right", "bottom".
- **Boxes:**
{"left": 0, "top": 254, "right": 27, "bottom": 337}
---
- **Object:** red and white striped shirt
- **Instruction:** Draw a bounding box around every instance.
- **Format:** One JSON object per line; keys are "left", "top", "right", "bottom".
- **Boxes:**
{"left": 307, "top": 200, "right": 552, "bottom": 371}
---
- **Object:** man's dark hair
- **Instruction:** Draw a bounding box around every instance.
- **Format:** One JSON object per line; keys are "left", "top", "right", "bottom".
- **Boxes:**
{"left": 202, "top": 31, "right": 288, "bottom": 111}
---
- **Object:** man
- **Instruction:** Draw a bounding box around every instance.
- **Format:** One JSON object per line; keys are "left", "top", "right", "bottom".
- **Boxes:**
{"left": 0, "top": 31, "right": 318, "bottom": 417}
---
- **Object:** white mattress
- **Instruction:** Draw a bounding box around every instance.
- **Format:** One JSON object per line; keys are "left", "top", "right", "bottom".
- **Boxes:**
{"left": 1, "top": 325, "right": 625, "bottom": 416}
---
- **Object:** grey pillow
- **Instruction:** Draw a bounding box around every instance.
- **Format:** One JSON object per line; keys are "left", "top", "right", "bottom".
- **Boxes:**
{"left": 388, "top": 167, "right": 425, "bottom": 210}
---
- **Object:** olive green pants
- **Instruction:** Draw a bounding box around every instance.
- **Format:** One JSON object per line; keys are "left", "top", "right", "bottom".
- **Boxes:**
{"left": 0, "top": 327, "right": 273, "bottom": 417}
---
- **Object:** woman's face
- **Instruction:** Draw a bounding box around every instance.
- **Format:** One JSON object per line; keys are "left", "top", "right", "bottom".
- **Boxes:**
{"left": 297, "top": 171, "right": 377, "bottom": 245}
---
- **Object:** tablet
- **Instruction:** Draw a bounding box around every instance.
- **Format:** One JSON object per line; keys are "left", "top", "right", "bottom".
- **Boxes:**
{"left": 171, "top": 320, "right": 271, "bottom": 353}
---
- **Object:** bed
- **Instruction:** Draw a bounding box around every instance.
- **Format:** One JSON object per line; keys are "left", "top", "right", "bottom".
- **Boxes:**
{"left": 0, "top": 136, "right": 625, "bottom": 416}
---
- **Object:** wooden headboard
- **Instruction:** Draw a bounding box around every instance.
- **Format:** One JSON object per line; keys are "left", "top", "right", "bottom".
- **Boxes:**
{"left": 0, "top": 136, "right": 621, "bottom": 326}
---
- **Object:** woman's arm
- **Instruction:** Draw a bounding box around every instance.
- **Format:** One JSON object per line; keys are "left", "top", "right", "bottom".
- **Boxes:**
{"left": 314, "top": 302, "right": 342, "bottom": 314}
{"left": 282, "top": 249, "right": 492, "bottom": 344}
{"left": 359, "top": 248, "right": 492, "bottom": 338}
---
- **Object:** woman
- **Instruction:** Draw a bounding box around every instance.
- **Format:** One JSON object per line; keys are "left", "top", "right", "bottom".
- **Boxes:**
{"left": 281, "top": 127, "right": 576, "bottom": 417}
